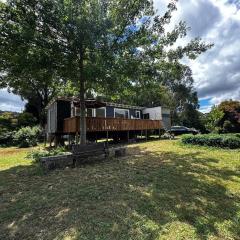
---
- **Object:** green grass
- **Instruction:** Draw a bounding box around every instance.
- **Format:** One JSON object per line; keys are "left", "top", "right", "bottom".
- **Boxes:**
{"left": 0, "top": 140, "right": 240, "bottom": 240}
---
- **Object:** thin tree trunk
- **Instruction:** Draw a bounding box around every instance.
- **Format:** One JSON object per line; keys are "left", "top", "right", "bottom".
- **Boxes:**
{"left": 79, "top": 48, "right": 86, "bottom": 145}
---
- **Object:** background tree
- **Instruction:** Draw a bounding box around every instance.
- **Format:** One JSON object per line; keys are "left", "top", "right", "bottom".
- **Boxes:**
{"left": 205, "top": 106, "right": 224, "bottom": 133}
{"left": 218, "top": 100, "right": 240, "bottom": 133}
{"left": 17, "top": 112, "right": 38, "bottom": 128}
{"left": 0, "top": 0, "right": 66, "bottom": 124}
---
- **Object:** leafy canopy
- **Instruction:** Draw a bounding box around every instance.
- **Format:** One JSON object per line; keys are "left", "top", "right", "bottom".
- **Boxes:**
{"left": 0, "top": 0, "right": 212, "bottom": 141}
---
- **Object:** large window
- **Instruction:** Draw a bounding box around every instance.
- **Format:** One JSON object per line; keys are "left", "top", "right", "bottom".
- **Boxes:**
{"left": 95, "top": 107, "right": 106, "bottom": 118}
{"left": 114, "top": 108, "right": 129, "bottom": 118}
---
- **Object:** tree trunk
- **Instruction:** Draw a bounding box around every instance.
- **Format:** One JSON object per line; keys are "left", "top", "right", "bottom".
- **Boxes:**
{"left": 79, "top": 48, "right": 86, "bottom": 145}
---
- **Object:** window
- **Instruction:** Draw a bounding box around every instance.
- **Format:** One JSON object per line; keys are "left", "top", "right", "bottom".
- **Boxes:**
{"left": 75, "top": 107, "right": 80, "bottom": 116}
{"left": 114, "top": 108, "right": 129, "bottom": 118}
{"left": 143, "top": 113, "right": 149, "bottom": 119}
{"left": 135, "top": 110, "right": 141, "bottom": 119}
{"left": 86, "top": 108, "right": 94, "bottom": 117}
{"left": 95, "top": 107, "right": 106, "bottom": 118}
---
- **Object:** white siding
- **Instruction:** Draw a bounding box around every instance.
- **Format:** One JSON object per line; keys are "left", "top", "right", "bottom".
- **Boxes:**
{"left": 142, "top": 107, "right": 162, "bottom": 120}
{"left": 47, "top": 102, "right": 57, "bottom": 133}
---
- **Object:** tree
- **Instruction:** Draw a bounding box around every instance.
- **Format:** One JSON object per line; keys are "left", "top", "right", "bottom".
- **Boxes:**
{"left": 1, "top": 0, "right": 212, "bottom": 144}
{"left": 218, "top": 100, "right": 240, "bottom": 133}
{"left": 0, "top": 112, "right": 17, "bottom": 132}
{"left": 17, "top": 112, "right": 38, "bottom": 128}
{"left": 205, "top": 106, "right": 224, "bottom": 133}
{"left": 0, "top": 1, "right": 66, "bottom": 124}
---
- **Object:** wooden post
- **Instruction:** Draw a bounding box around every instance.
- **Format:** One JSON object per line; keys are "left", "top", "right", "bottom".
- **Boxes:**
{"left": 68, "top": 134, "right": 71, "bottom": 146}
{"left": 127, "top": 131, "right": 129, "bottom": 142}
{"left": 75, "top": 133, "right": 79, "bottom": 144}
{"left": 49, "top": 134, "right": 52, "bottom": 147}
{"left": 145, "top": 130, "right": 148, "bottom": 141}
{"left": 106, "top": 131, "right": 109, "bottom": 146}
{"left": 159, "top": 128, "right": 161, "bottom": 139}
{"left": 141, "top": 130, "right": 143, "bottom": 140}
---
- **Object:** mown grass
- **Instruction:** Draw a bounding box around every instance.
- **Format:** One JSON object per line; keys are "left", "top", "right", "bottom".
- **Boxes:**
{"left": 0, "top": 140, "right": 240, "bottom": 240}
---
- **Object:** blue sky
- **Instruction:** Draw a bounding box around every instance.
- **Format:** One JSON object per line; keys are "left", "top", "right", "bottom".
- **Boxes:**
{"left": 1, "top": 0, "right": 240, "bottom": 113}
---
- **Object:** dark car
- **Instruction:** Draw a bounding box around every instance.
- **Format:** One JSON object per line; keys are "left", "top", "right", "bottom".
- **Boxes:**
{"left": 168, "top": 126, "right": 199, "bottom": 136}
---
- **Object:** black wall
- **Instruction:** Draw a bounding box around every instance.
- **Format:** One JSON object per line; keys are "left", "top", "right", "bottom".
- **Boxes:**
{"left": 57, "top": 100, "right": 71, "bottom": 132}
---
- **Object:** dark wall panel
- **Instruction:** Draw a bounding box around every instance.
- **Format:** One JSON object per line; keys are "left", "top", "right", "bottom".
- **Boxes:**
{"left": 57, "top": 100, "right": 71, "bottom": 132}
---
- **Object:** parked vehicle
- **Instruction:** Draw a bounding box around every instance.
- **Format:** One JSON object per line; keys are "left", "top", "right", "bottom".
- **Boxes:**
{"left": 168, "top": 126, "right": 199, "bottom": 136}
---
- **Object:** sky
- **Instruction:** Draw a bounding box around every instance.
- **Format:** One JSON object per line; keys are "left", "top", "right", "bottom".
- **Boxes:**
{"left": 0, "top": 0, "right": 240, "bottom": 113}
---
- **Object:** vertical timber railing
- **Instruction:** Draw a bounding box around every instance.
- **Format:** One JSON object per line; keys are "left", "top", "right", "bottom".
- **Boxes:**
{"left": 63, "top": 117, "right": 163, "bottom": 133}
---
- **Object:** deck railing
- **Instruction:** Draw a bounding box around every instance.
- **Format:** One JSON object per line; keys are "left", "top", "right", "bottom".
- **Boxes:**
{"left": 63, "top": 117, "right": 163, "bottom": 133}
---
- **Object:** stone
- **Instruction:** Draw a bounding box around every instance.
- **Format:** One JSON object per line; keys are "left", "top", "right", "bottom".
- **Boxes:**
{"left": 40, "top": 154, "right": 73, "bottom": 171}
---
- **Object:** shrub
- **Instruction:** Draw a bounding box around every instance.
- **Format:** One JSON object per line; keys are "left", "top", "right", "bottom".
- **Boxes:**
{"left": 17, "top": 112, "right": 38, "bottom": 127}
{"left": 27, "top": 147, "right": 69, "bottom": 162}
{"left": 182, "top": 134, "right": 240, "bottom": 149}
{"left": 13, "top": 126, "right": 41, "bottom": 148}
{"left": 0, "top": 129, "right": 15, "bottom": 146}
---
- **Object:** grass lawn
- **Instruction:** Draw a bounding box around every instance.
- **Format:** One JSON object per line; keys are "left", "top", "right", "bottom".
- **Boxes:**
{"left": 0, "top": 140, "right": 240, "bottom": 240}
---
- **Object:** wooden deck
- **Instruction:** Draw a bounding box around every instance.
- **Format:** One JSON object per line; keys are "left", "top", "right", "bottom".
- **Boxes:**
{"left": 63, "top": 117, "right": 163, "bottom": 133}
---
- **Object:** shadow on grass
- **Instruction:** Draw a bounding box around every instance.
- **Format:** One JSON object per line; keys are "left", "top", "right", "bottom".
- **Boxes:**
{"left": 0, "top": 146, "right": 240, "bottom": 239}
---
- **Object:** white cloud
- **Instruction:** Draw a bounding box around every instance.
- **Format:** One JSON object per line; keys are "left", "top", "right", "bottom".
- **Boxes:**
{"left": 0, "top": 89, "right": 25, "bottom": 112}
{"left": 199, "top": 105, "right": 212, "bottom": 114}
{"left": 154, "top": 0, "right": 240, "bottom": 110}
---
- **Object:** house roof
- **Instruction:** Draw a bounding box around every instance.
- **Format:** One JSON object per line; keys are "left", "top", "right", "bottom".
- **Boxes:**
{"left": 45, "top": 97, "right": 145, "bottom": 110}
{"left": 104, "top": 102, "right": 145, "bottom": 110}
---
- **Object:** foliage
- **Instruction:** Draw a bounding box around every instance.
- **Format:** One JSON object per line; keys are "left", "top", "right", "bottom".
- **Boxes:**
{"left": 17, "top": 112, "right": 38, "bottom": 127}
{"left": 205, "top": 106, "right": 224, "bottom": 133}
{"left": 218, "top": 100, "right": 240, "bottom": 133}
{"left": 0, "top": 0, "right": 212, "bottom": 143}
{"left": 0, "top": 130, "right": 15, "bottom": 147}
{"left": 204, "top": 100, "right": 240, "bottom": 133}
{"left": 0, "top": 1, "right": 67, "bottom": 123}
{"left": 0, "top": 112, "right": 18, "bottom": 131}
{"left": 27, "top": 146, "right": 69, "bottom": 162}
{"left": 13, "top": 126, "right": 42, "bottom": 148}
{"left": 182, "top": 134, "right": 240, "bottom": 149}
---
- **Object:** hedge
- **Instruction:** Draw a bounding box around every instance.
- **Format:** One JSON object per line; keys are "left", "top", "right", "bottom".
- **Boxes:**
{"left": 182, "top": 134, "right": 240, "bottom": 149}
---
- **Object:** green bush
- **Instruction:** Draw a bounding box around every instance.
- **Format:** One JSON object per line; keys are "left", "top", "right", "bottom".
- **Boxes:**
{"left": 13, "top": 126, "right": 41, "bottom": 148}
{"left": 0, "top": 129, "right": 15, "bottom": 146}
{"left": 27, "top": 147, "right": 69, "bottom": 162}
{"left": 17, "top": 112, "right": 38, "bottom": 127}
{"left": 182, "top": 134, "right": 240, "bottom": 149}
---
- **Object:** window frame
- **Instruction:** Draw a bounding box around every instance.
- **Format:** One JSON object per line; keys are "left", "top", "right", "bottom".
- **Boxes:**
{"left": 94, "top": 107, "right": 106, "bottom": 118}
{"left": 114, "top": 108, "right": 130, "bottom": 119}
{"left": 135, "top": 110, "right": 141, "bottom": 119}
{"left": 86, "top": 108, "right": 94, "bottom": 117}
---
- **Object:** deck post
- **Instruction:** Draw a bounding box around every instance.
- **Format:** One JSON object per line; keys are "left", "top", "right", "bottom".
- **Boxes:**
{"left": 68, "top": 134, "right": 71, "bottom": 146}
{"left": 141, "top": 130, "right": 143, "bottom": 140}
{"left": 159, "top": 128, "right": 161, "bottom": 139}
{"left": 106, "top": 131, "right": 109, "bottom": 146}
{"left": 145, "top": 130, "right": 148, "bottom": 141}
{"left": 127, "top": 131, "right": 129, "bottom": 142}
{"left": 75, "top": 133, "right": 79, "bottom": 144}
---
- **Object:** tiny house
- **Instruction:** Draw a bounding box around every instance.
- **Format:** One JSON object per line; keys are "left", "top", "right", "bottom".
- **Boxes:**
{"left": 46, "top": 97, "right": 171, "bottom": 142}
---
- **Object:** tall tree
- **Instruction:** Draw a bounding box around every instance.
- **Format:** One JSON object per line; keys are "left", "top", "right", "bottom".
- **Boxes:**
{"left": 218, "top": 100, "right": 240, "bottom": 132}
{"left": 1, "top": 0, "right": 212, "bottom": 144}
{"left": 0, "top": 0, "right": 66, "bottom": 124}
